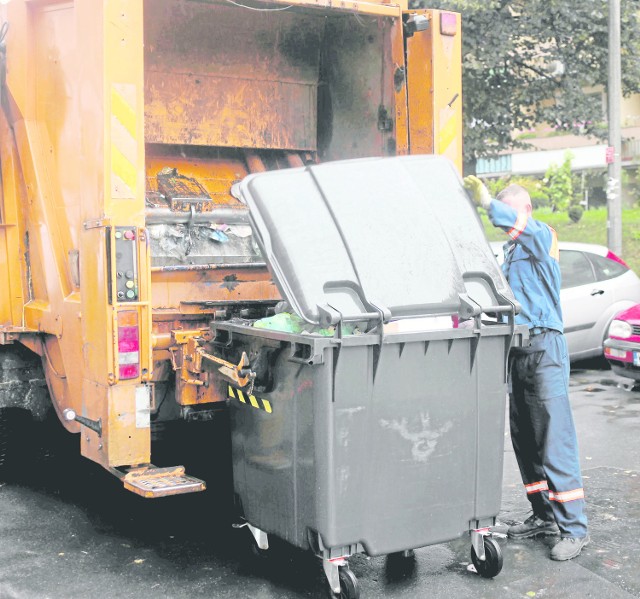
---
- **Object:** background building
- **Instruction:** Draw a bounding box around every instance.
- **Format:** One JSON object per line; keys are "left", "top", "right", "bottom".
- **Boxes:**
{"left": 477, "top": 92, "right": 640, "bottom": 207}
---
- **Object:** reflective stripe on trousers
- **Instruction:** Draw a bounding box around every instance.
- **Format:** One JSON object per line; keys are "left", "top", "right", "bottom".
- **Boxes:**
{"left": 509, "top": 330, "right": 588, "bottom": 538}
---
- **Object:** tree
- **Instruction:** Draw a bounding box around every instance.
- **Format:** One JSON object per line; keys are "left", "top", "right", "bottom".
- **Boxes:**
{"left": 414, "top": 0, "right": 640, "bottom": 172}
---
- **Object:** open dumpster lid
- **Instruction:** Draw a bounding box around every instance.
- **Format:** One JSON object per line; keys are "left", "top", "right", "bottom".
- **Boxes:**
{"left": 239, "top": 155, "right": 514, "bottom": 325}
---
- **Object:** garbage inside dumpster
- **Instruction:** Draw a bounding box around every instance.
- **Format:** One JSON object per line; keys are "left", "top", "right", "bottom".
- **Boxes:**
{"left": 253, "top": 311, "right": 361, "bottom": 336}
{"left": 209, "top": 155, "right": 527, "bottom": 597}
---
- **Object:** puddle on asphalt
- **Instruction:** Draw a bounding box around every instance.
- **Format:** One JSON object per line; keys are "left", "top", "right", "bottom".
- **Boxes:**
{"left": 600, "top": 409, "right": 640, "bottom": 419}
{"left": 569, "top": 378, "right": 590, "bottom": 387}
{"left": 598, "top": 378, "right": 620, "bottom": 387}
{"left": 578, "top": 379, "right": 640, "bottom": 396}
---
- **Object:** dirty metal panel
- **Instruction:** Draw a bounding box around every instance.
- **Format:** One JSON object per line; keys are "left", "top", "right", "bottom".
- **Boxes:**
{"left": 151, "top": 277, "right": 280, "bottom": 311}
{"left": 144, "top": 0, "right": 322, "bottom": 150}
{"left": 318, "top": 16, "right": 390, "bottom": 160}
{"left": 145, "top": 72, "right": 317, "bottom": 150}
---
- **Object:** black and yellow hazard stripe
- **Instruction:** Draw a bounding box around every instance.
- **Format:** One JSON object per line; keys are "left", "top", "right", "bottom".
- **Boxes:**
{"left": 228, "top": 385, "right": 273, "bottom": 414}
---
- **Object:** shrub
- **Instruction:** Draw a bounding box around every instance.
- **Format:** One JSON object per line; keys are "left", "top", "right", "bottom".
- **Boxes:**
{"left": 568, "top": 205, "right": 584, "bottom": 223}
{"left": 544, "top": 152, "right": 574, "bottom": 211}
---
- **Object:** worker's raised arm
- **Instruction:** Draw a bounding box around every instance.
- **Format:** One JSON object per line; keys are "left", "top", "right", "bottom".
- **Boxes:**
{"left": 463, "top": 176, "right": 556, "bottom": 263}
{"left": 487, "top": 200, "right": 556, "bottom": 263}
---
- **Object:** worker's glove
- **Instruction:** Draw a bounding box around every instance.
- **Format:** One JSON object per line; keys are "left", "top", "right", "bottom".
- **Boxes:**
{"left": 463, "top": 175, "right": 492, "bottom": 209}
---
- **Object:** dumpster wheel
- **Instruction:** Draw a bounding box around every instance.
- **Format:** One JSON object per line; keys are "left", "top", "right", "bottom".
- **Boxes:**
{"left": 331, "top": 566, "right": 359, "bottom": 599}
{"left": 471, "top": 536, "right": 503, "bottom": 578}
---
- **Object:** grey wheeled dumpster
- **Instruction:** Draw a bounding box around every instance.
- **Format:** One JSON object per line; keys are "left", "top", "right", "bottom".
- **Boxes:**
{"left": 209, "top": 155, "right": 526, "bottom": 598}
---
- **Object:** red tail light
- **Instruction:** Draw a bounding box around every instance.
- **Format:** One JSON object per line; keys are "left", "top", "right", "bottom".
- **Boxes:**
{"left": 606, "top": 250, "right": 629, "bottom": 268}
{"left": 118, "top": 310, "right": 140, "bottom": 380}
{"left": 440, "top": 12, "right": 458, "bottom": 36}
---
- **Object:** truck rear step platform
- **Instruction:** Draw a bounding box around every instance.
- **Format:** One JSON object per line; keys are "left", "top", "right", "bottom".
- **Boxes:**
{"left": 118, "top": 465, "right": 206, "bottom": 498}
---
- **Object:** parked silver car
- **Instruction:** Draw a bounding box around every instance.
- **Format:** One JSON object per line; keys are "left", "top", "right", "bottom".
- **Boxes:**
{"left": 491, "top": 241, "right": 640, "bottom": 361}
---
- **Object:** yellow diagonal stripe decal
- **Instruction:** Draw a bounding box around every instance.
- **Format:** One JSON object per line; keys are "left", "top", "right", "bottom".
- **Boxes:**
{"left": 111, "top": 145, "right": 137, "bottom": 196}
{"left": 111, "top": 83, "right": 138, "bottom": 200}
{"left": 438, "top": 115, "right": 457, "bottom": 154}
{"left": 111, "top": 87, "right": 137, "bottom": 138}
{"left": 228, "top": 385, "right": 235, "bottom": 399}
{"left": 237, "top": 390, "right": 246, "bottom": 403}
{"left": 262, "top": 400, "right": 272, "bottom": 414}
{"left": 249, "top": 395, "right": 260, "bottom": 409}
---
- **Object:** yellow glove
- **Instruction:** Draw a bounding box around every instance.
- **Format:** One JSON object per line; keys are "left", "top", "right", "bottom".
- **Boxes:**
{"left": 463, "top": 175, "right": 492, "bottom": 209}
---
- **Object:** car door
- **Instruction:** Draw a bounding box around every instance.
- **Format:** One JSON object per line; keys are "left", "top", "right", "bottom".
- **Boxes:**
{"left": 560, "top": 249, "right": 613, "bottom": 357}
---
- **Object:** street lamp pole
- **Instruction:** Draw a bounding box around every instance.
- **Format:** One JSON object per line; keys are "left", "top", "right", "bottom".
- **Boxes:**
{"left": 608, "top": 0, "right": 623, "bottom": 256}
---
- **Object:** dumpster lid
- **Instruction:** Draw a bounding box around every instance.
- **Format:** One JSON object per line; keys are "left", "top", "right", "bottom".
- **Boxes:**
{"left": 239, "top": 155, "right": 513, "bottom": 325}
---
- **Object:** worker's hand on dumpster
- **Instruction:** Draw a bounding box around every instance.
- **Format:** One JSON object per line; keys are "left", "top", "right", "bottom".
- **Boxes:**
{"left": 463, "top": 175, "right": 492, "bottom": 209}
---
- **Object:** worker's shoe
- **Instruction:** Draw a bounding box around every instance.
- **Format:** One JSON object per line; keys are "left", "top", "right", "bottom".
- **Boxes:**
{"left": 549, "top": 536, "right": 590, "bottom": 561}
{"left": 507, "top": 515, "right": 560, "bottom": 539}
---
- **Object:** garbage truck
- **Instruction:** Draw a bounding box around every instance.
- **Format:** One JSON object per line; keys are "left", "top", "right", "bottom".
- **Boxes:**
{"left": 0, "top": 0, "right": 462, "bottom": 495}
{"left": 0, "top": 0, "right": 524, "bottom": 595}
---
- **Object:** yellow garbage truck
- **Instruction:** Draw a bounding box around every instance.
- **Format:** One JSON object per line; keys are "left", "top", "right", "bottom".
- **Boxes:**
{"left": 0, "top": 0, "right": 461, "bottom": 497}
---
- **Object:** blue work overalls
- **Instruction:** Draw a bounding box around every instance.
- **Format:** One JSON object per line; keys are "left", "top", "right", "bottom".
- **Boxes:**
{"left": 488, "top": 200, "right": 588, "bottom": 538}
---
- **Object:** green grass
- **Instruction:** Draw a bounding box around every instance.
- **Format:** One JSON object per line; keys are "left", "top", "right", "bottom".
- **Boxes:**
{"left": 481, "top": 207, "right": 640, "bottom": 274}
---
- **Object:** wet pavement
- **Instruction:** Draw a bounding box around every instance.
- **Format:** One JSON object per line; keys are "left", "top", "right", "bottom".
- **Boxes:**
{"left": 0, "top": 365, "right": 638, "bottom": 599}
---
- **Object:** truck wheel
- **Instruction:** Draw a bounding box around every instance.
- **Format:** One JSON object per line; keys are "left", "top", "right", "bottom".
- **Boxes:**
{"left": 0, "top": 408, "right": 31, "bottom": 480}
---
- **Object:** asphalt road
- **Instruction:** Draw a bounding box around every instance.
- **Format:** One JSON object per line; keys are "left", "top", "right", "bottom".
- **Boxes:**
{"left": 0, "top": 364, "right": 638, "bottom": 599}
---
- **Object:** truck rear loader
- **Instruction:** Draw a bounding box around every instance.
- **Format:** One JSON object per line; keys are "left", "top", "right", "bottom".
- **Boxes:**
{"left": 0, "top": 0, "right": 462, "bottom": 493}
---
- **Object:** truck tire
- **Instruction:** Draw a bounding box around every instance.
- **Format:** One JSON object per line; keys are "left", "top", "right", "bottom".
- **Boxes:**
{"left": 0, "top": 407, "right": 32, "bottom": 481}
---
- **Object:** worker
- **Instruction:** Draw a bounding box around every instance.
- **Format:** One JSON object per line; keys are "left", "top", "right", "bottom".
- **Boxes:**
{"left": 464, "top": 176, "right": 589, "bottom": 561}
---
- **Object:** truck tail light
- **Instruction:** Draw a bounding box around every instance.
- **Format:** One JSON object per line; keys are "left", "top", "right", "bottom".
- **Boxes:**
{"left": 118, "top": 310, "right": 140, "bottom": 380}
{"left": 440, "top": 12, "right": 458, "bottom": 36}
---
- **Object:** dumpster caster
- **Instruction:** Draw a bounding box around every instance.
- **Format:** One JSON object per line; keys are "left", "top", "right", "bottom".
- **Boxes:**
{"left": 336, "top": 567, "right": 360, "bottom": 599}
{"left": 470, "top": 536, "right": 503, "bottom": 579}
{"left": 329, "top": 567, "right": 360, "bottom": 599}
{"left": 248, "top": 531, "right": 270, "bottom": 561}
{"left": 233, "top": 521, "right": 269, "bottom": 559}
{"left": 323, "top": 559, "right": 360, "bottom": 599}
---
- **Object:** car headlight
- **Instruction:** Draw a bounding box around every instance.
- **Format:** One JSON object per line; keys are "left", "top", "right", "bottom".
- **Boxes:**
{"left": 608, "top": 319, "right": 633, "bottom": 339}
